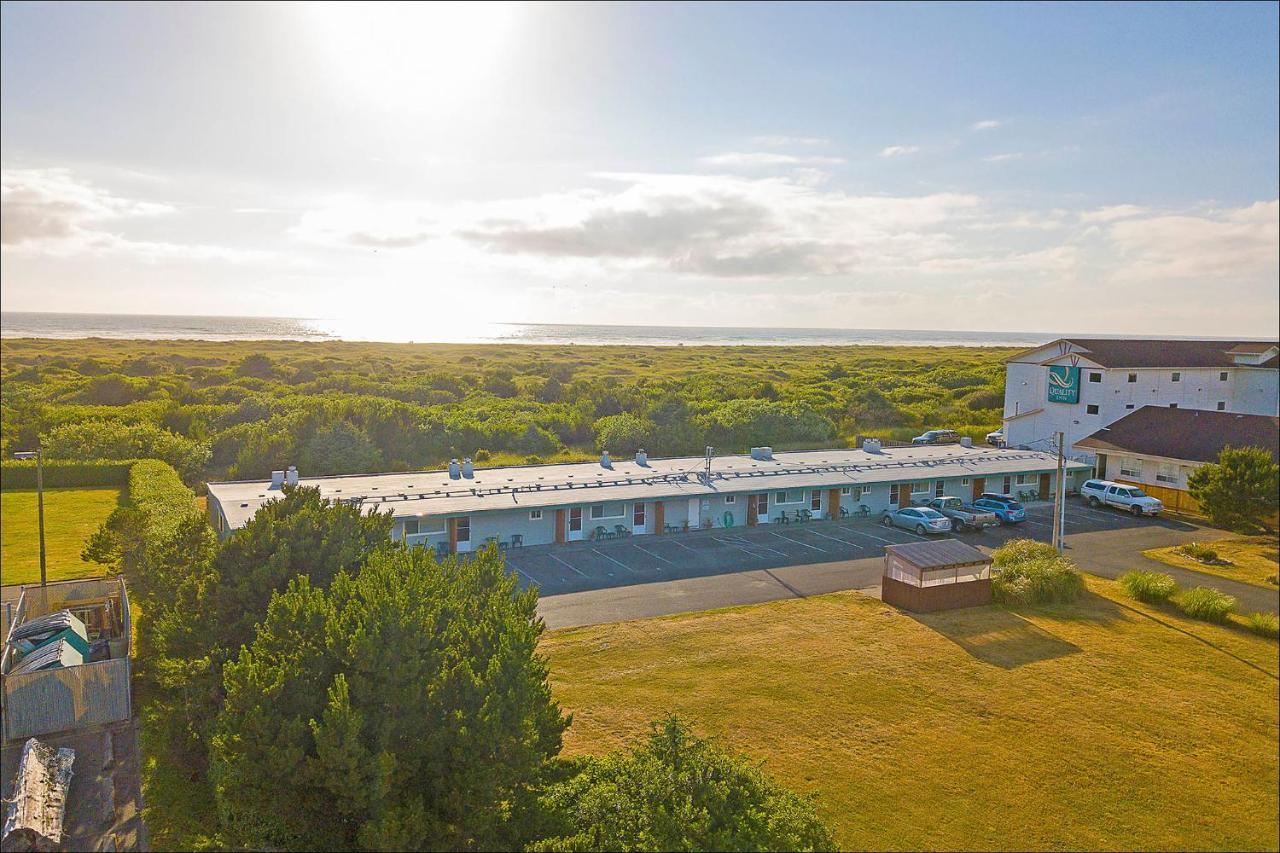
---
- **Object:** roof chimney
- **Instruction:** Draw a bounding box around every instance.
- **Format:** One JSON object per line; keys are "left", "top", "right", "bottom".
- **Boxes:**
{"left": 285, "top": 465, "right": 299, "bottom": 486}
{"left": 462, "top": 457, "right": 474, "bottom": 478}
{"left": 270, "top": 470, "right": 285, "bottom": 489}
{"left": 635, "top": 449, "right": 648, "bottom": 466}
{"left": 448, "top": 459, "right": 461, "bottom": 479}
{"left": 601, "top": 450, "right": 612, "bottom": 468}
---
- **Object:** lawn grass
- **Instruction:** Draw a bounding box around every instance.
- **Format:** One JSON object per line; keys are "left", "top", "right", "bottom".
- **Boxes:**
{"left": 1144, "top": 536, "right": 1280, "bottom": 589}
{"left": 541, "top": 576, "right": 1279, "bottom": 851}
{"left": 0, "top": 486, "right": 124, "bottom": 585}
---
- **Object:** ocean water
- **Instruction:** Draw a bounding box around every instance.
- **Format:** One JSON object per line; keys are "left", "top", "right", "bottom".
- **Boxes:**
{"left": 0, "top": 311, "right": 1060, "bottom": 347}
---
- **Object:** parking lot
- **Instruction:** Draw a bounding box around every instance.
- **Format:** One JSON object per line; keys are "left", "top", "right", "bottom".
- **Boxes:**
{"left": 504, "top": 500, "right": 1199, "bottom": 596}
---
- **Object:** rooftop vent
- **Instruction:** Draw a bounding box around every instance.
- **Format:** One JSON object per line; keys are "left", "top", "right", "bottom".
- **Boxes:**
{"left": 601, "top": 450, "right": 612, "bottom": 468}
{"left": 285, "top": 465, "right": 299, "bottom": 487}
{"left": 862, "top": 438, "right": 883, "bottom": 453}
{"left": 462, "top": 457, "right": 474, "bottom": 478}
{"left": 448, "top": 459, "right": 461, "bottom": 479}
{"left": 959, "top": 437, "right": 973, "bottom": 447}
{"left": 636, "top": 449, "right": 648, "bottom": 466}
{"left": 270, "top": 470, "right": 285, "bottom": 489}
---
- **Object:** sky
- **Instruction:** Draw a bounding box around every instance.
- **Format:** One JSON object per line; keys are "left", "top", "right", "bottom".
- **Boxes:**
{"left": 2, "top": 1, "right": 1278, "bottom": 337}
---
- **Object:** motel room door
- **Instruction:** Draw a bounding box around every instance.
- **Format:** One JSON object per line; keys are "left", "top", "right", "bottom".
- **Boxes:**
{"left": 746, "top": 494, "right": 758, "bottom": 526}
{"left": 1039, "top": 473, "right": 1051, "bottom": 498}
{"left": 972, "top": 478, "right": 985, "bottom": 501}
{"left": 567, "top": 507, "right": 584, "bottom": 541}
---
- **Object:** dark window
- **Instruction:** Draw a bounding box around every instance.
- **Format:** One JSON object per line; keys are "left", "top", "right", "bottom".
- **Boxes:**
{"left": 1002, "top": 476, "right": 1012, "bottom": 493}
{"left": 1219, "top": 371, "right": 1229, "bottom": 381}
{"left": 1169, "top": 403, "right": 1178, "bottom": 408}
{"left": 1086, "top": 404, "right": 1099, "bottom": 415}
{"left": 935, "top": 480, "right": 945, "bottom": 497}
{"left": 1127, "top": 373, "right": 1137, "bottom": 383}
{"left": 1088, "top": 372, "right": 1102, "bottom": 383}
{"left": 1125, "top": 404, "right": 1135, "bottom": 409}
{"left": 1217, "top": 401, "right": 1226, "bottom": 411}
{"left": 890, "top": 484, "right": 899, "bottom": 505}
{"left": 568, "top": 508, "right": 582, "bottom": 532}
{"left": 811, "top": 491, "right": 822, "bottom": 511}
{"left": 403, "top": 519, "right": 419, "bottom": 536}
{"left": 633, "top": 503, "right": 645, "bottom": 526}
{"left": 1171, "top": 372, "right": 1180, "bottom": 382}
{"left": 456, "top": 517, "right": 470, "bottom": 542}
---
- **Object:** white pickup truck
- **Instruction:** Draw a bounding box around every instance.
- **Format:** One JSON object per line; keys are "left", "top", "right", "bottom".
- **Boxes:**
{"left": 1080, "top": 479, "right": 1163, "bottom": 517}
{"left": 921, "top": 496, "right": 1000, "bottom": 531}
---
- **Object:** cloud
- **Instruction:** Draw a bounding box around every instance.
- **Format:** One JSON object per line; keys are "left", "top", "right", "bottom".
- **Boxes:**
{"left": 750, "top": 135, "right": 830, "bottom": 147}
{"left": 292, "top": 202, "right": 438, "bottom": 248}
{"left": 981, "top": 152, "right": 1023, "bottom": 163}
{"left": 699, "top": 151, "right": 845, "bottom": 168}
{"left": 971, "top": 120, "right": 1002, "bottom": 131}
{"left": 1106, "top": 200, "right": 1279, "bottom": 281}
{"left": 1079, "top": 204, "right": 1148, "bottom": 223}
{"left": 878, "top": 145, "right": 920, "bottom": 158}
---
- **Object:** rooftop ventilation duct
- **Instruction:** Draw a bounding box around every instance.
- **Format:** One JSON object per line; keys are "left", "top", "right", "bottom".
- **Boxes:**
{"left": 285, "top": 466, "right": 299, "bottom": 486}
{"left": 758, "top": 446, "right": 773, "bottom": 460}
{"left": 601, "top": 450, "right": 612, "bottom": 468}
{"left": 462, "top": 457, "right": 474, "bottom": 478}
{"left": 448, "top": 459, "right": 461, "bottom": 479}
{"left": 960, "top": 437, "right": 973, "bottom": 447}
{"left": 635, "top": 449, "right": 648, "bottom": 466}
{"left": 862, "top": 438, "right": 882, "bottom": 453}
{"left": 270, "top": 470, "right": 285, "bottom": 489}
{"left": 749, "top": 447, "right": 762, "bottom": 460}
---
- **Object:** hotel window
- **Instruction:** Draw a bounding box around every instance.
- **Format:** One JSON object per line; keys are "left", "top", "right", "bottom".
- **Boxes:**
{"left": 1119, "top": 458, "right": 1142, "bottom": 478}
{"left": 402, "top": 519, "right": 420, "bottom": 537}
{"left": 1088, "top": 372, "right": 1102, "bottom": 383}
{"left": 1016, "top": 474, "right": 1030, "bottom": 485}
{"left": 1219, "top": 371, "right": 1229, "bottom": 381}
{"left": 456, "top": 517, "right": 471, "bottom": 543}
{"left": 1156, "top": 464, "right": 1178, "bottom": 484}
{"left": 1002, "top": 476, "right": 1012, "bottom": 493}
{"left": 1217, "top": 401, "right": 1226, "bottom": 411}
{"left": 775, "top": 489, "right": 804, "bottom": 504}
{"left": 1125, "top": 404, "right": 1135, "bottom": 409}
{"left": 1169, "top": 403, "right": 1178, "bottom": 408}
{"left": 1127, "top": 373, "right": 1137, "bottom": 383}
{"left": 724, "top": 494, "right": 736, "bottom": 503}
{"left": 590, "top": 502, "right": 625, "bottom": 519}
{"left": 1086, "top": 404, "right": 1099, "bottom": 415}
{"left": 811, "top": 491, "right": 822, "bottom": 511}
{"left": 934, "top": 480, "right": 945, "bottom": 497}
{"left": 1171, "top": 372, "right": 1181, "bottom": 382}
{"left": 961, "top": 478, "right": 970, "bottom": 486}
{"left": 911, "top": 481, "right": 931, "bottom": 495}
{"left": 529, "top": 509, "right": 542, "bottom": 520}
{"left": 890, "top": 484, "right": 900, "bottom": 505}
{"left": 862, "top": 485, "right": 873, "bottom": 497}
{"left": 840, "top": 486, "right": 852, "bottom": 496}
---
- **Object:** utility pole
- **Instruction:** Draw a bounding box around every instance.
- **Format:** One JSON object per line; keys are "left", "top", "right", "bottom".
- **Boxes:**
{"left": 1051, "top": 431, "right": 1066, "bottom": 554}
{"left": 703, "top": 446, "right": 714, "bottom": 484}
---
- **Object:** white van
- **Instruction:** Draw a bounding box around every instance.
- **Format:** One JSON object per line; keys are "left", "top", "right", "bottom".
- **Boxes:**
{"left": 1080, "top": 479, "right": 1163, "bottom": 517}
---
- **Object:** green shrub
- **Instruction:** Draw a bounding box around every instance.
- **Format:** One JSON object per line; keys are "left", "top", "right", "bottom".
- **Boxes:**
{"left": 128, "top": 459, "right": 199, "bottom": 542}
{"left": 993, "top": 556, "right": 1085, "bottom": 605}
{"left": 0, "top": 459, "right": 134, "bottom": 490}
{"left": 1176, "top": 587, "right": 1236, "bottom": 624}
{"left": 1119, "top": 570, "right": 1180, "bottom": 603}
{"left": 1246, "top": 612, "right": 1279, "bottom": 638}
{"left": 992, "top": 538, "right": 1059, "bottom": 569}
{"left": 1178, "top": 542, "right": 1219, "bottom": 563}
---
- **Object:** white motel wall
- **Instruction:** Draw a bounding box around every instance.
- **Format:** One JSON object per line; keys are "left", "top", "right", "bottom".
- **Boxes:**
{"left": 207, "top": 445, "right": 1091, "bottom": 554}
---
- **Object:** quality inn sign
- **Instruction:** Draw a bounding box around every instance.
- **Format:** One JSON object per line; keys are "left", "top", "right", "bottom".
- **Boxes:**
{"left": 1047, "top": 365, "right": 1080, "bottom": 404}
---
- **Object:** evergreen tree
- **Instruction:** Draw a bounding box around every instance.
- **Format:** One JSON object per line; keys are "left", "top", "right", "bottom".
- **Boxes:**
{"left": 1187, "top": 445, "right": 1279, "bottom": 532}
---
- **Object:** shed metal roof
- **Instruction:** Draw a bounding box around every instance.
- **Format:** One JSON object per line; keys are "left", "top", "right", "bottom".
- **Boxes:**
{"left": 209, "top": 445, "right": 1088, "bottom": 530}
{"left": 883, "top": 539, "right": 991, "bottom": 569}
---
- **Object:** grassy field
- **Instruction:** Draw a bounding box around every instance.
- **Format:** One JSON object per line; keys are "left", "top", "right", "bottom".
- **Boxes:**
{"left": 0, "top": 486, "right": 123, "bottom": 585}
{"left": 542, "top": 577, "right": 1279, "bottom": 851}
{"left": 1145, "top": 536, "right": 1280, "bottom": 589}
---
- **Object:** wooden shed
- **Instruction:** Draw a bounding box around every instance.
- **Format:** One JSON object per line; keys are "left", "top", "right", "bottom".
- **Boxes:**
{"left": 881, "top": 539, "right": 993, "bottom": 613}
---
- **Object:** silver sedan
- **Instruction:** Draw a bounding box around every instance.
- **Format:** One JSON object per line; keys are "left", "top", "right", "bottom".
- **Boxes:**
{"left": 881, "top": 506, "right": 953, "bottom": 535}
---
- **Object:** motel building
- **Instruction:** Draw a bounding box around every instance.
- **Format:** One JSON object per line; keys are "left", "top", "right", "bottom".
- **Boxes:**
{"left": 206, "top": 443, "right": 1091, "bottom": 554}
{"left": 1002, "top": 339, "right": 1279, "bottom": 462}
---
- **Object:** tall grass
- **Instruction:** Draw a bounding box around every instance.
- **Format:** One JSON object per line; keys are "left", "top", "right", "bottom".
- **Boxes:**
{"left": 1245, "top": 612, "right": 1279, "bottom": 638}
{"left": 1177, "top": 542, "right": 1219, "bottom": 563}
{"left": 992, "top": 539, "right": 1059, "bottom": 568}
{"left": 991, "top": 539, "right": 1084, "bottom": 605}
{"left": 1176, "top": 587, "right": 1236, "bottom": 624}
{"left": 1118, "top": 571, "right": 1179, "bottom": 604}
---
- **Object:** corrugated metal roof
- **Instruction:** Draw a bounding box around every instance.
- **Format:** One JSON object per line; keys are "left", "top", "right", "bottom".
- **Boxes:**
{"left": 884, "top": 539, "right": 991, "bottom": 569}
{"left": 209, "top": 445, "right": 1088, "bottom": 529}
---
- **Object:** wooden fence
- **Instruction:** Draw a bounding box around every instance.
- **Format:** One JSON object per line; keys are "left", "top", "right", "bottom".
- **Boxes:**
{"left": 2, "top": 658, "right": 132, "bottom": 741}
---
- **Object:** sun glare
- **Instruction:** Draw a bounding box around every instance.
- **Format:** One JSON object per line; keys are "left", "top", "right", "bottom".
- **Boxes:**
{"left": 303, "top": 1, "right": 521, "bottom": 110}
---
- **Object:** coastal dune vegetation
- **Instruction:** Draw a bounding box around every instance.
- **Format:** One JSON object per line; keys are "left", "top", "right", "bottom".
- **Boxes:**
{"left": 1, "top": 338, "right": 1012, "bottom": 485}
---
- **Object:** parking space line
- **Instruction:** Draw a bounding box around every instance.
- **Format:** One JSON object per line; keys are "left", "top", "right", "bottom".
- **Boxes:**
{"left": 838, "top": 525, "right": 903, "bottom": 547}
{"left": 768, "top": 530, "right": 826, "bottom": 552}
{"left": 547, "top": 552, "right": 588, "bottom": 578}
{"left": 798, "top": 526, "right": 865, "bottom": 549}
{"left": 592, "top": 548, "right": 639, "bottom": 574}
{"left": 665, "top": 537, "right": 700, "bottom": 553}
{"left": 631, "top": 542, "right": 677, "bottom": 566}
{"left": 504, "top": 559, "right": 541, "bottom": 586}
{"left": 714, "top": 535, "right": 788, "bottom": 558}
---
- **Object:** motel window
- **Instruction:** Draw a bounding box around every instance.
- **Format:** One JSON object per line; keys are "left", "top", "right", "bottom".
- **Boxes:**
{"left": 911, "top": 481, "right": 930, "bottom": 494}
{"left": 1127, "top": 373, "right": 1137, "bottom": 383}
{"left": 935, "top": 480, "right": 945, "bottom": 497}
{"left": 456, "top": 517, "right": 471, "bottom": 543}
{"left": 1219, "top": 372, "right": 1229, "bottom": 381}
{"left": 1016, "top": 474, "right": 1030, "bottom": 485}
{"left": 776, "top": 490, "right": 805, "bottom": 504}
{"left": 1088, "top": 372, "right": 1102, "bottom": 383}
{"left": 1217, "top": 402, "right": 1226, "bottom": 411}
{"left": 890, "top": 484, "right": 899, "bottom": 505}
{"left": 590, "top": 502, "right": 625, "bottom": 519}
{"left": 1086, "top": 404, "right": 1099, "bottom": 415}
{"left": 1119, "top": 458, "right": 1141, "bottom": 478}
{"left": 1156, "top": 464, "right": 1178, "bottom": 484}
{"left": 961, "top": 478, "right": 970, "bottom": 487}
{"left": 1125, "top": 404, "right": 1135, "bottom": 409}
{"left": 1169, "top": 403, "right": 1178, "bottom": 409}
{"left": 529, "top": 509, "right": 542, "bottom": 520}
{"left": 569, "top": 508, "right": 582, "bottom": 532}
{"left": 724, "top": 494, "right": 736, "bottom": 503}
{"left": 633, "top": 503, "right": 646, "bottom": 526}
{"left": 1171, "top": 372, "right": 1180, "bottom": 382}
{"left": 1002, "top": 476, "right": 1012, "bottom": 493}
{"left": 840, "top": 487, "right": 852, "bottom": 496}
{"left": 861, "top": 485, "right": 873, "bottom": 497}
{"left": 403, "top": 519, "right": 420, "bottom": 537}
{"left": 811, "top": 491, "right": 822, "bottom": 511}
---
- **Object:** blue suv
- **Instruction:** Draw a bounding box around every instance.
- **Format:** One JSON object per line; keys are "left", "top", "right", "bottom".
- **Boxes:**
{"left": 971, "top": 493, "right": 1027, "bottom": 524}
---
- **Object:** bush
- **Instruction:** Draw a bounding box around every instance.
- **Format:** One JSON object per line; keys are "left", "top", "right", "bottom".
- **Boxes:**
{"left": 1246, "top": 612, "right": 1279, "bottom": 638}
{"left": 128, "top": 459, "right": 199, "bottom": 542}
{"left": 1176, "top": 587, "right": 1236, "bottom": 624}
{"left": 1119, "top": 570, "right": 1179, "bottom": 603}
{"left": 0, "top": 459, "right": 134, "bottom": 490}
{"left": 1178, "top": 542, "right": 1219, "bottom": 563}
{"left": 993, "top": 556, "right": 1085, "bottom": 605}
{"left": 992, "top": 538, "right": 1059, "bottom": 568}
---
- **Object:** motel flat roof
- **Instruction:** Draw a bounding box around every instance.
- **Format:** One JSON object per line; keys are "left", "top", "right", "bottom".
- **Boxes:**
{"left": 208, "top": 445, "right": 1089, "bottom": 529}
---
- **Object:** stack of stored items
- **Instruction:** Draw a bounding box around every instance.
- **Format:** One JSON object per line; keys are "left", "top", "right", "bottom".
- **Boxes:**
{"left": 5, "top": 611, "right": 91, "bottom": 674}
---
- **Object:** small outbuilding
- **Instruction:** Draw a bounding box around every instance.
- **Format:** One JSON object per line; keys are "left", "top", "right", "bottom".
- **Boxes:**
{"left": 881, "top": 539, "right": 993, "bottom": 612}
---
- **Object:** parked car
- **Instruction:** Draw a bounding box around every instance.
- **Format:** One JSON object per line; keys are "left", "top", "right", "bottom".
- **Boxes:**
{"left": 911, "top": 429, "right": 960, "bottom": 445}
{"left": 882, "top": 506, "right": 953, "bottom": 535}
{"left": 971, "top": 493, "right": 1027, "bottom": 524}
{"left": 985, "top": 428, "right": 1004, "bottom": 446}
{"left": 1080, "top": 479, "right": 1163, "bottom": 516}
{"left": 922, "top": 496, "right": 999, "bottom": 531}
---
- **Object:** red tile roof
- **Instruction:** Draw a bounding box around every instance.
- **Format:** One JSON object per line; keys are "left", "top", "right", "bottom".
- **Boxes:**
{"left": 1076, "top": 407, "right": 1280, "bottom": 464}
